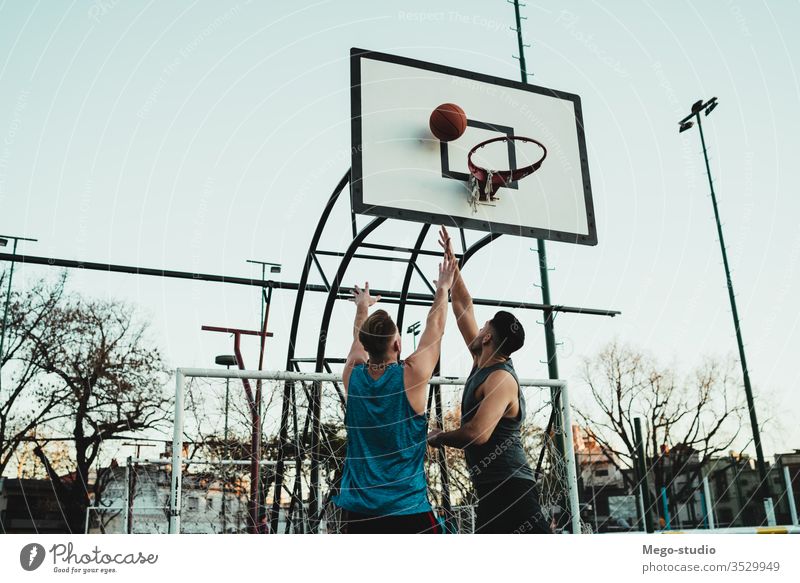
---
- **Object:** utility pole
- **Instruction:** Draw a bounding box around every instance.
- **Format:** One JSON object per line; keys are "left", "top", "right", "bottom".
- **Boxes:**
{"left": 406, "top": 321, "right": 421, "bottom": 350}
{"left": 201, "top": 326, "right": 273, "bottom": 533}
{"left": 215, "top": 354, "right": 237, "bottom": 533}
{"left": 634, "top": 418, "right": 654, "bottom": 533}
{"left": 246, "top": 260, "right": 279, "bottom": 531}
{"left": 0, "top": 234, "right": 37, "bottom": 398}
{"left": 509, "top": 0, "right": 568, "bottom": 527}
{"left": 509, "top": 1, "right": 561, "bottom": 410}
{"left": 678, "top": 98, "right": 773, "bottom": 523}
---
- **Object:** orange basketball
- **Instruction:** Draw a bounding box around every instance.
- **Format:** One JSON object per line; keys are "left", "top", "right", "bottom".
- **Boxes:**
{"left": 429, "top": 103, "right": 467, "bottom": 142}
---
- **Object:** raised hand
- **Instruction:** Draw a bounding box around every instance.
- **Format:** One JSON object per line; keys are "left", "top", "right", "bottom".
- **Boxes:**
{"left": 434, "top": 251, "right": 456, "bottom": 292}
{"left": 351, "top": 282, "right": 381, "bottom": 308}
{"left": 438, "top": 225, "right": 456, "bottom": 262}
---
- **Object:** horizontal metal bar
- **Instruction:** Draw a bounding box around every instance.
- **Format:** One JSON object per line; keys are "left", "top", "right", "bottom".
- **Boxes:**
{"left": 0, "top": 252, "right": 620, "bottom": 317}
{"left": 0, "top": 252, "right": 275, "bottom": 286}
{"left": 87, "top": 506, "right": 165, "bottom": 511}
{"left": 201, "top": 325, "right": 273, "bottom": 337}
{"left": 129, "top": 457, "right": 311, "bottom": 467}
{"left": 176, "top": 367, "right": 566, "bottom": 388}
{"left": 358, "top": 242, "right": 461, "bottom": 259}
{"left": 316, "top": 250, "right": 412, "bottom": 263}
{"left": 0, "top": 234, "right": 38, "bottom": 242}
{"left": 291, "top": 357, "right": 347, "bottom": 364}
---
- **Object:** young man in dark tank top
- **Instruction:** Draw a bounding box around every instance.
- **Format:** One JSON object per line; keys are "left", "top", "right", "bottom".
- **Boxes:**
{"left": 427, "top": 226, "right": 552, "bottom": 534}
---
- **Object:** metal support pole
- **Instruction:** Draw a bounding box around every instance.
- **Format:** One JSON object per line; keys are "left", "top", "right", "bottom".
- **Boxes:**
{"left": 308, "top": 378, "right": 323, "bottom": 533}
{"left": 0, "top": 238, "right": 21, "bottom": 397}
{"left": 509, "top": 0, "right": 569, "bottom": 528}
{"left": 169, "top": 370, "right": 185, "bottom": 534}
{"left": 512, "top": 0, "right": 529, "bottom": 79}
{"left": 222, "top": 372, "right": 230, "bottom": 533}
{"left": 764, "top": 498, "right": 777, "bottom": 526}
{"left": 637, "top": 485, "right": 647, "bottom": 532}
{"left": 784, "top": 466, "right": 799, "bottom": 526}
{"left": 693, "top": 111, "right": 772, "bottom": 515}
{"left": 124, "top": 456, "right": 131, "bottom": 534}
{"left": 0, "top": 235, "right": 36, "bottom": 400}
{"left": 634, "top": 417, "right": 654, "bottom": 533}
{"left": 273, "top": 171, "right": 347, "bottom": 535}
{"left": 702, "top": 476, "right": 716, "bottom": 529}
{"left": 559, "top": 382, "right": 580, "bottom": 534}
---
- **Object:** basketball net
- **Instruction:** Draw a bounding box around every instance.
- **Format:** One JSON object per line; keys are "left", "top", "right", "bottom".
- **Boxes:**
{"left": 468, "top": 170, "right": 498, "bottom": 213}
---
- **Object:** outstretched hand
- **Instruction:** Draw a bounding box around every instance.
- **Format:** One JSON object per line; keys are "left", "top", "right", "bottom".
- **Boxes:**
{"left": 438, "top": 225, "right": 457, "bottom": 263}
{"left": 427, "top": 428, "right": 443, "bottom": 447}
{"left": 434, "top": 251, "right": 456, "bottom": 292}
{"left": 351, "top": 282, "right": 381, "bottom": 308}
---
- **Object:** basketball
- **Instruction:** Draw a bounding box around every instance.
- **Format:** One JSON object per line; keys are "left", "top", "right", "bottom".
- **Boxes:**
{"left": 429, "top": 103, "right": 467, "bottom": 142}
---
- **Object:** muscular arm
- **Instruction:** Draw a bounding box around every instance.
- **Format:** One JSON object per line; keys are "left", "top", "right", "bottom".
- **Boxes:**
{"left": 439, "top": 226, "right": 479, "bottom": 349}
{"left": 404, "top": 255, "right": 456, "bottom": 415}
{"left": 343, "top": 283, "right": 379, "bottom": 391}
{"left": 429, "top": 371, "right": 517, "bottom": 448}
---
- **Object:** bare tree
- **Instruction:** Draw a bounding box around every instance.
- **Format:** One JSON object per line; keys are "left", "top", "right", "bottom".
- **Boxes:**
{"left": 576, "top": 341, "right": 746, "bottom": 518}
{"left": 0, "top": 272, "right": 70, "bottom": 477}
{"left": 25, "top": 296, "right": 170, "bottom": 533}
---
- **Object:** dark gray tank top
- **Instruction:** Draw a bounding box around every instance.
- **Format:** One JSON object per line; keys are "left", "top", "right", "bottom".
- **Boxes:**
{"left": 461, "top": 359, "right": 535, "bottom": 485}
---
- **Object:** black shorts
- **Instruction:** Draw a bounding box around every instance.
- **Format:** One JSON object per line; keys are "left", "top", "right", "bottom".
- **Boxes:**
{"left": 475, "top": 478, "right": 552, "bottom": 534}
{"left": 341, "top": 509, "right": 442, "bottom": 534}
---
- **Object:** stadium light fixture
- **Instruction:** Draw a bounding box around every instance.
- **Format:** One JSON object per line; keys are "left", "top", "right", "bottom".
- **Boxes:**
{"left": 215, "top": 355, "right": 238, "bottom": 366}
{"left": 247, "top": 259, "right": 281, "bottom": 275}
{"left": 406, "top": 321, "right": 421, "bottom": 350}
{"left": 679, "top": 121, "right": 694, "bottom": 133}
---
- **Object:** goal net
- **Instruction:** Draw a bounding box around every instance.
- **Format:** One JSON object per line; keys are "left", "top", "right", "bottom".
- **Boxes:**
{"left": 165, "top": 369, "right": 581, "bottom": 534}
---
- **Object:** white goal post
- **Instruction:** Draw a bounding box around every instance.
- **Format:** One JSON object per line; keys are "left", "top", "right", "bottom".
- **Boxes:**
{"left": 169, "top": 368, "right": 580, "bottom": 534}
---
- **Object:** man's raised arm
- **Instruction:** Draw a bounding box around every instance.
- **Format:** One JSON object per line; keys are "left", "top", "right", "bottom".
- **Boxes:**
{"left": 403, "top": 254, "right": 456, "bottom": 414}
{"left": 439, "top": 226, "right": 479, "bottom": 348}
{"left": 343, "top": 283, "right": 380, "bottom": 389}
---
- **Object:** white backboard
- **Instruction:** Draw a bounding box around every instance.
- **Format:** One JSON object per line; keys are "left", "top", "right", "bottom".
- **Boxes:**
{"left": 350, "top": 49, "right": 597, "bottom": 245}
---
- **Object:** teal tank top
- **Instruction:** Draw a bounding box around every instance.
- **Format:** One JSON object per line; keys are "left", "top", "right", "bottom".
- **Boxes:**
{"left": 333, "top": 363, "right": 432, "bottom": 516}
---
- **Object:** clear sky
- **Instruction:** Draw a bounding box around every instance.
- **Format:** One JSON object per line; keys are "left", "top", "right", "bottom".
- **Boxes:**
{"left": 1, "top": 0, "right": 798, "bottom": 458}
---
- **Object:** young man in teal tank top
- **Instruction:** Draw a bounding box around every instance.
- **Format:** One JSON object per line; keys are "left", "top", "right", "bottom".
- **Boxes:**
{"left": 333, "top": 253, "right": 456, "bottom": 533}
{"left": 427, "top": 226, "right": 552, "bottom": 534}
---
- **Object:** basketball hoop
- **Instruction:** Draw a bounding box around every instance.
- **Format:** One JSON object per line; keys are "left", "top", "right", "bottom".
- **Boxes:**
{"left": 467, "top": 136, "right": 547, "bottom": 211}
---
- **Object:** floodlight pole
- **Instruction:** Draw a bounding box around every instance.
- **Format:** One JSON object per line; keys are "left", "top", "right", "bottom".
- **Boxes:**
{"left": 407, "top": 321, "right": 421, "bottom": 350}
{"left": 201, "top": 326, "right": 273, "bottom": 533}
{"left": 510, "top": 0, "right": 561, "bottom": 399}
{"left": 510, "top": 0, "right": 569, "bottom": 527}
{"left": 0, "top": 235, "right": 37, "bottom": 398}
{"left": 679, "top": 98, "right": 772, "bottom": 520}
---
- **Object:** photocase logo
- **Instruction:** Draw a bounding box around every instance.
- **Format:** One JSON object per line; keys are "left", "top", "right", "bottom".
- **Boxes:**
{"left": 19, "top": 543, "right": 46, "bottom": 571}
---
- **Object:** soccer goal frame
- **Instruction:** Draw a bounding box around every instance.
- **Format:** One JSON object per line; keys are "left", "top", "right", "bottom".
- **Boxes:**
{"left": 169, "top": 368, "right": 580, "bottom": 534}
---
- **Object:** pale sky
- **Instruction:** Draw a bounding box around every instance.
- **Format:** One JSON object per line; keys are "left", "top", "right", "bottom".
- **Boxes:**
{"left": 1, "top": 0, "right": 799, "bottom": 460}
